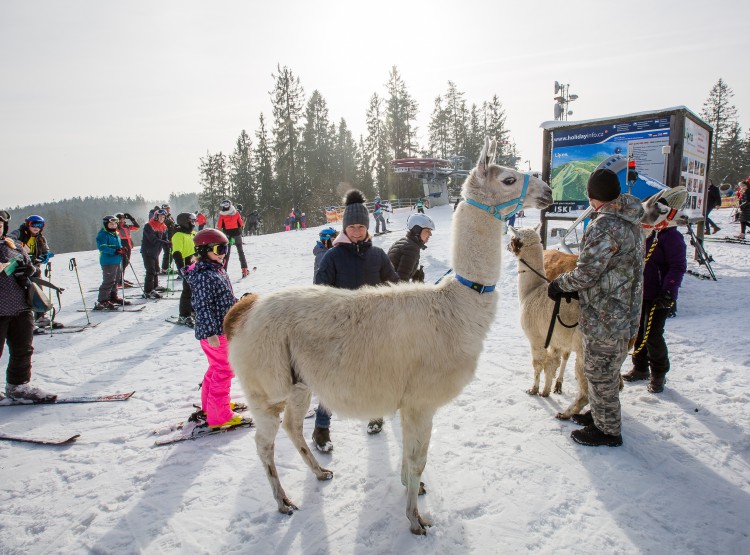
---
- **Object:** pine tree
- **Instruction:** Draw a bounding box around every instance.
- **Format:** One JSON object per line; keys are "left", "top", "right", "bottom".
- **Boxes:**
{"left": 300, "top": 90, "right": 334, "bottom": 227}
{"left": 443, "top": 81, "right": 468, "bottom": 158}
{"left": 333, "top": 119, "right": 358, "bottom": 190}
{"left": 385, "top": 66, "right": 419, "bottom": 160}
{"left": 270, "top": 64, "right": 305, "bottom": 223}
{"left": 356, "top": 134, "right": 375, "bottom": 200}
{"left": 253, "top": 113, "right": 276, "bottom": 233}
{"left": 198, "top": 151, "right": 228, "bottom": 226}
{"left": 714, "top": 122, "right": 746, "bottom": 185}
{"left": 228, "top": 130, "right": 255, "bottom": 214}
{"left": 428, "top": 96, "right": 449, "bottom": 159}
{"left": 701, "top": 79, "right": 739, "bottom": 181}
{"left": 365, "top": 93, "right": 391, "bottom": 196}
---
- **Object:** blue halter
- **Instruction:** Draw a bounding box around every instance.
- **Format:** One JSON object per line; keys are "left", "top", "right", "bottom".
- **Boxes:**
{"left": 464, "top": 173, "right": 530, "bottom": 222}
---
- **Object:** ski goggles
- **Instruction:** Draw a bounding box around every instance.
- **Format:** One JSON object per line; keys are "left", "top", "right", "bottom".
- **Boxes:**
{"left": 208, "top": 243, "right": 229, "bottom": 255}
{"left": 29, "top": 221, "right": 45, "bottom": 228}
{"left": 105, "top": 217, "right": 119, "bottom": 224}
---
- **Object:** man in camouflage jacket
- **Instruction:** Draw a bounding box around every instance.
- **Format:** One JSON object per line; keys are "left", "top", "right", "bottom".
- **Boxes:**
{"left": 549, "top": 169, "right": 644, "bottom": 447}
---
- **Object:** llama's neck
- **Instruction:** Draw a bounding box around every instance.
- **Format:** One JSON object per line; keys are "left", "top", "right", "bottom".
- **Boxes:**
{"left": 516, "top": 247, "right": 547, "bottom": 300}
{"left": 450, "top": 202, "right": 504, "bottom": 286}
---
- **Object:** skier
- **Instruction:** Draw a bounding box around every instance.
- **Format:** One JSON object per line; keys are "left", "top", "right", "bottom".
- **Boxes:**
{"left": 182, "top": 228, "right": 246, "bottom": 429}
{"left": 195, "top": 210, "right": 207, "bottom": 231}
{"left": 289, "top": 209, "right": 297, "bottom": 230}
{"left": 217, "top": 199, "right": 251, "bottom": 277}
{"left": 414, "top": 197, "right": 426, "bottom": 214}
{"left": 704, "top": 179, "right": 721, "bottom": 235}
{"left": 9, "top": 215, "right": 54, "bottom": 325}
{"left": 737, "top": 180, "right": 750, "bottom": 239}
{"left": 0, "top": 210, "right": 56, "bottom": 403}
{"left": 373, "top": 196, "right": 388, "bottom": 234}
{"left": 141, "top": 209, "right": 170, "bottom": 299}
{"left": 315, "top": 190, "right": 399, "bottom": 438}
{"left": 311, "top": 226, "right": 339, "bottom": 452}
{"left": 160, "top": 204, "right": 176, "bottom": 274}
{"left": 300, "top": 212, "right": 307, "bottom": 229}
{"left": 95, "top": 215, "right": 129, "bottom": 310}
{"left": 171, "top": 213, "right": 197, "bottom": 327}
{"left": 293, "top": 207, "right": 302, "bottom": 230}
{"left": 246, "top": 210, "right": 261, "bottom": 235}
{"left": 387, "top": 213, "right": 435, "bottom": 282}
{"left": 115, "top": 212, "right": 140, "bottom": 283}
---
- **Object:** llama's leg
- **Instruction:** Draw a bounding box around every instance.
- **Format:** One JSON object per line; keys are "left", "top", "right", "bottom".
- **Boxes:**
{"left": 253, "top": 401, "right": 298, "bottom": 514}
{"left": 554, "top": 351, "right": 570, "bottom": 394}
{"left": 400, "top": 407, "right": 435, "bottom": 535}
{"left": 281, "top": 383, "right": 333, "bottom": 481}
{"left": 556, "top": 352, "right": 588, "bottom": 419}
{"left": 540, "top": 349, "right": 558, "bottom": 397}
{"left": 527, "top": 344, "right": 546, "bottom": 396}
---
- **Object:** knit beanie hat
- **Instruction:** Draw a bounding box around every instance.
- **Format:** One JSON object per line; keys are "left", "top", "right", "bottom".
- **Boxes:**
{"left": 342, "top": 189, "right": 369, "bottom": 229}
{"left": 586, "top": 169, "right": 621, "bottom": 202}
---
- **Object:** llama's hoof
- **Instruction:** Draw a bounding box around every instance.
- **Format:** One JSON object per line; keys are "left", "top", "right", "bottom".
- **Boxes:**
{"left": 553, "top": 382, "right": 563, "bottom": 394}
{"left": 555, "top": 412, "right": 571, "bottom": 420}
{"left": 419, "top": 481, "right": 426, "bottom": 496}
{"left": 526, "top": 387, "right": 539, "bottom": 396}
{"left": 317, "top": 468, "right": 334, "bottom": 481}
{"left": 409, "top": 513, "right": 433, "bottom": 535}
{"left": 540, "top": 390, "right": 551, "bottom": 398}
{"left": 279, "top": 498, "right": 298, "bottom": 514}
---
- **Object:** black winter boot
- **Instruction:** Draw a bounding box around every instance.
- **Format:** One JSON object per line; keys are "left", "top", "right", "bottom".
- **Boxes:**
{"left": 571, "top": 424, "right": 623, "bottom": 447}
{"left": 622, "top": 368, "right": 650, "bottom": 382}
{"left": 312, "top": 426, "right": 333, "bottom": 453}
{"left": 571, "top": 411, "right": 594, "bottom": 426}
{"left": 648, "top": 374, "right": 666, "bottom": 393}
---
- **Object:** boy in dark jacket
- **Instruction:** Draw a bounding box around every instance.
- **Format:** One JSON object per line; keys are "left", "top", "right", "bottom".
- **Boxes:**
{"left": 314, "top": 190, "right": 398, "bottom": 445}
{"left": 141, "top": 210, "right": 170, "bottom": 298}
{"left": 388, "top": 213, "right": 435, "bottom": 282}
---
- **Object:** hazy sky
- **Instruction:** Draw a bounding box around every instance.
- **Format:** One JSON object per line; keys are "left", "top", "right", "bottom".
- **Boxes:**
{"left": 2, "top": 0, "right": 748, "bottom": 208}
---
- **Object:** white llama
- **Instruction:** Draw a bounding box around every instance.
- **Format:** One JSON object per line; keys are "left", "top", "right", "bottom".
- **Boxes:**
{"left": 223, "top": 138, "right": 552, "bottom": 535}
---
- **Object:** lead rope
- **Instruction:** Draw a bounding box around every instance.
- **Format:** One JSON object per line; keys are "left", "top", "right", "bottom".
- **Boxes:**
{"left": 630, "top": 230, "right": 660, "bottom": 356}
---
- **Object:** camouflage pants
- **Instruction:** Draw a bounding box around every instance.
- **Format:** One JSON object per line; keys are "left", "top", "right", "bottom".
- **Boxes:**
{"left": 583, "top": 336, "right": 629, "bottom": 436}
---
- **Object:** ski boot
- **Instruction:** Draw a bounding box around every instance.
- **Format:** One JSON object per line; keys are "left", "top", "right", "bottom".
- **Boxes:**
{"left": 6, "top": 382, "right": 57, "bottom": 403}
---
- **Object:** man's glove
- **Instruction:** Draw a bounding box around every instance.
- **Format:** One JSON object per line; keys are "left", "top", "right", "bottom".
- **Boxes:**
{"left": 654, "top": 290, "right": 675, "bottom": 310}
{"left": 229, "top": 237, "right": 236, "bottom": 245}
{"left": 412, "top": 265, "right": 425, "bottom": 283}
{"left": 547, "top": 280, "right": 564, "bottom": 301}
{"left": 124, "top": 213, "right": 132, "bottom": 220}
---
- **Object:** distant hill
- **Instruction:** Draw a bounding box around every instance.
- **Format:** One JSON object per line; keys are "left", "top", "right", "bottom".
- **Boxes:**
{"left": 550, "top": 156, "right": 606, "bottom": 201}
{"left": 5, "top": 193, "right": 198, "bottom": 254}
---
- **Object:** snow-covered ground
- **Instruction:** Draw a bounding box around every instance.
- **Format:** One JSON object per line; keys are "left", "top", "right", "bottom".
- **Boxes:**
{"left": 1, "top": 204, "right": 748, "bottom": 554}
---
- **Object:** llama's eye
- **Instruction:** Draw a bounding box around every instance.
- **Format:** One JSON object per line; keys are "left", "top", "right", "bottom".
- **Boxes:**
{"left": 502, "top": 177, "right": 517, "bottom": 185}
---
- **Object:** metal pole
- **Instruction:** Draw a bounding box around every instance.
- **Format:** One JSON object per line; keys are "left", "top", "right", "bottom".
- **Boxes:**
{"left": 68, "top": 257, "right": 91, "bottom": 325}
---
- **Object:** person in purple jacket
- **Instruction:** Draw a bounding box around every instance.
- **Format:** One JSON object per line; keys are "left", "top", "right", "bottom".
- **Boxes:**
{"left": 622, "top": 219, "right": 687, "bottom": 393}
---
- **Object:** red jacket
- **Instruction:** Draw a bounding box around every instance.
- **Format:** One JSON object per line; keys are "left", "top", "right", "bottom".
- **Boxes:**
{"left": 218, "top": 212, "right": 244, "bottom": 231}
{"left": 196, "top": 213, "right": 207, "bottom": 226}
{"left": 118, "top": 223, "right": 140, "bottom": 249}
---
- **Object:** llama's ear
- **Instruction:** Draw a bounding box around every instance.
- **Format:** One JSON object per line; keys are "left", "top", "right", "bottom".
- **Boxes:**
{"left": 507, "top": 224, "right": 519, "bottom": 236}
{"left": 645, "top": 189, "right": 666, "bottom": 208}
{"left": 534, "top": 222, "right": 543, "bottom": 235}
{"left": 477, "top": 137, "right": 491, "bottom": 178}
{"left": 489, "top": 139, "right": 498, "bottom": 165}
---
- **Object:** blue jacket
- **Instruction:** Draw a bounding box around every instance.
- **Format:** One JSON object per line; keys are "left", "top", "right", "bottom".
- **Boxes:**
{"left": 96, "top": 228, "right": 122, "bottom": 266}
{"left": 315, "top": 234, "right": 398, "bottom": 289}
{"left": 141, "top": 220, "right": 170, "bottom": 258}
{"left": 642, "top": 227, "right": 686, "bottom": 301}
{"left": 183, "top": 260, "right": 236, "bottom": 340}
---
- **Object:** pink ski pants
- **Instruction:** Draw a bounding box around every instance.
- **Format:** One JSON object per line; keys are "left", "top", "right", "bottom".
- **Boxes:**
{"left": 199, "top": 335, "right": 234, "bottom": 426}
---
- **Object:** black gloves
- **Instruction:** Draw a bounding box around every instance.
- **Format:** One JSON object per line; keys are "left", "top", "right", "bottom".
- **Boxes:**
{"left": 654, "top": 290, "right": 675, "bottom": 310}
{"left": 114, "top": 248, "right": 124, "bottom": 255}
{"left": 123, "top": 213, "right": 132, "bottom": 220}
{"left": 412, "top": 266, "right": 425, "bottom": 283}
{"left": 547, "top": 280, "right": 579, "bottom": 302}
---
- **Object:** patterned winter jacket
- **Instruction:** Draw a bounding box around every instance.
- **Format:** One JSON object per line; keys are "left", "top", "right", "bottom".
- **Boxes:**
{"left": 96, "top": 227, "right": 123, "bottom": 267}
{"left": 183, "top": 260, "right": 236, "bottom": 340}
{"left": 315, "top": 233, "right": 398, "bottom": 289}
{"left": 387, "top": 232, "right": 426, "bottom": 281}
{"left": 0, "top": 236, "right": 34, "bottom": 317}
{"left": 554, "top": 194, "right": 645, "bottom": 341}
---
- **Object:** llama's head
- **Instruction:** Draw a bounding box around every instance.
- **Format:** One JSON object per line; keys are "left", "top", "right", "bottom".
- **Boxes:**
{"left": 463, "top": 138, "right": 552, "bottom": 216}
{"left": 507, "top": 224, "right": 543, "bottom": 257}
{"left": 641, "top": 187, "right": 690, "bottom": 230}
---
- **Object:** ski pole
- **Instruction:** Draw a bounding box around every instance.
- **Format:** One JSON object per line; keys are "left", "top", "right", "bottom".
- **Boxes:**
{"left": 44, "top": 261, "right": 53, "bottom": 331}
{"left": 69, "top": 257, "right": 91, "bottom": 325}
{"left": 119, "top": 256, "right": 126, "bottom": 311}
{"left": 128, "top": 262, "right": 145, "bottom": 294}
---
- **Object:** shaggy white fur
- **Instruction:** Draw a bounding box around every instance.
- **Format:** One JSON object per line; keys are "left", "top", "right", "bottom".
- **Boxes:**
{"left": 508, "top": 226, "right": 587, "bottom": 418}
{"left": 225, "top": 138, "right": 552, "bottom": 535}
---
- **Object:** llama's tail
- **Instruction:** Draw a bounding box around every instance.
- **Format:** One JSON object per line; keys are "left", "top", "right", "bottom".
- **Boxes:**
{"left": 224, "top": 293, "right": 259, "bottom": 341}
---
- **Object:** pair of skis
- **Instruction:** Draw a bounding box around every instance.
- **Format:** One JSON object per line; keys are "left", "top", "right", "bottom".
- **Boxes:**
{"left": 0, "top": 391, "right": 135, "bottom": 445}
{"left": 33, "top": 322, "right": 101, "bottom": 335}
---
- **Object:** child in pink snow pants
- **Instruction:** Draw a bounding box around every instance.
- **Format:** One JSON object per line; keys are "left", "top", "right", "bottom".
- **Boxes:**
{"left": 182, "top": 228, "right": 243, "bottom": 428}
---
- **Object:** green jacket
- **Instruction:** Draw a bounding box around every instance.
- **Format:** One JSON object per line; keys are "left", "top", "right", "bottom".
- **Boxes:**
{"left": 555, "top": 194, "right": 645, "bottom": 341}
{"left": 171, "top": 230, "right": 196, "bottom": 268}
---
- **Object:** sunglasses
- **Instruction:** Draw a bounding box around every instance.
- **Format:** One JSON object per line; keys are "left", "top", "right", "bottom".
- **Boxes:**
{"left": 29, "top": 222, "right": 45, "bottom": 229}
{"left": 208, "top": 243, "right": 229, "bottom": 255}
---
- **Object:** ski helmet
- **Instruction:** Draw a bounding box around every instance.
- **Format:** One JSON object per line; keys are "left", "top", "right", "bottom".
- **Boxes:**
{"left": 319, "top": 227, "right": 336, "bottom": 242}
{"left": 154, "top": 209, "right": 168, "bottom": 218}
{"left": 26, "top": 215, "right": 45, "bottom": 230}
{"left": 220, "top": 199, "right": 231, "bottom": 211}
{"left": 176, "top": 212, "right": 196, "bottom": 230}
{"left": 193, "top": 228, "right": 229, "bottom": 254}
{"left": 406, "top": 213, "right": 435, "bottom": 235}
{"left": 236, "top": 203, "right": 243, "bottom": 212}
{"left": 115, "top": 212, "right": 125, "bottom": 219}
{"left": 103, "top": 215, "right": 118, "bottom": 228}
{"left": 161, "top": 203, "right": 170, "bottom": 210}
{"left": 374, "top": 196, "right": 381, "bottom": 202}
